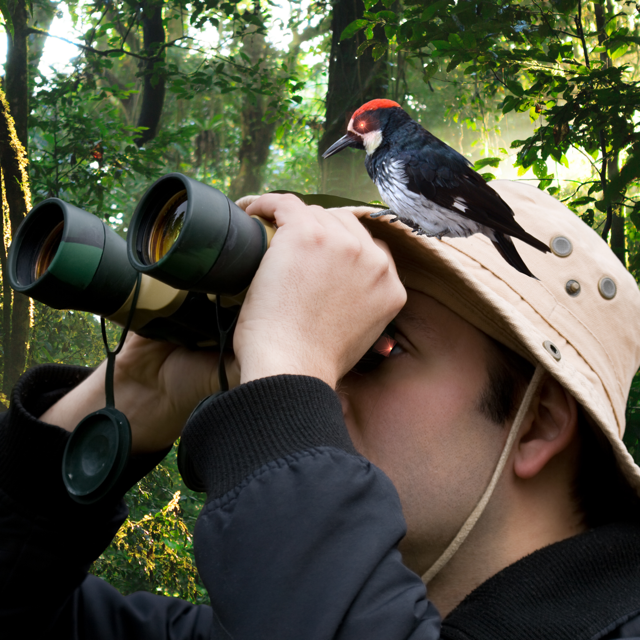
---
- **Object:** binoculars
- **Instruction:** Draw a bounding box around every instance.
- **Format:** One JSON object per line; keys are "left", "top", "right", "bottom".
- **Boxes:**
{"left": 8, "top": 173, "right": 279, "bottom": 502}
{"left": 8, "top": 176, "right": 377, "bottom": 502}
{"left": 8, "top": 173, "right": 275, "bottom": 349}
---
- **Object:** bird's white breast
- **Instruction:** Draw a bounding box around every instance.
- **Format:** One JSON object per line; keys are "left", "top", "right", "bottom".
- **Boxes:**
{"left": 374, "top": 160, "right": 494, "bottom": 240}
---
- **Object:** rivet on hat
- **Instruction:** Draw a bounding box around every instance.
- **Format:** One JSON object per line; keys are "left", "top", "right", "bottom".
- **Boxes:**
{"left": 565, "top": 280, "right": 581, "bottom": 297}
{"left": 543, "top": 340, "right": 562, "bottom": 361}
{"left": 598, "top": 277, "right": 617, "bottom": 300}
{"left": 551, "top": 236, "right": 573, "bottom": 257}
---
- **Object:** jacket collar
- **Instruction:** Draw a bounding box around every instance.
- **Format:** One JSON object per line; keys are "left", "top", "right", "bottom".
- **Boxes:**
{"left": 441, "top": 522, "right": 640, "bottom": 640}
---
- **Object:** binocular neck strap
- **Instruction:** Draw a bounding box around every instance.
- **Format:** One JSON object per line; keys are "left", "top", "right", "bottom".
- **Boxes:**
{"left": 214, "top": 296, "right": 239, "bottom": 393}
{"left": 101, "top": 274, "right": 142, "bottom": 409}
{"left": 421, "top": 363, "right": 546, "bottom": 585}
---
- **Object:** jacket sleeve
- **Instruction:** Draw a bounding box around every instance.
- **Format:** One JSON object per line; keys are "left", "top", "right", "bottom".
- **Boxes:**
{"left": 0, "top": 367, "right": 441, "bottom": 640}
{"left": 181, "top": 375, "right": 442, "bottom": 640}
{"left": 0, "top": 365, "right": 213, "bottom": 639}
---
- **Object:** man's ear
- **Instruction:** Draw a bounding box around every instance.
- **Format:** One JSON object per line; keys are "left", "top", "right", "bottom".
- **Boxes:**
{"left": 514, "top": 375, "right": 578, "bottom": 480}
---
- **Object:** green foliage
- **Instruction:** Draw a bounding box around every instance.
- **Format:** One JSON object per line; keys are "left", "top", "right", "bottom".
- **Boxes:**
{"left": 30, "top": 69, "right": 170, "bottom": 218}
{"left": 92, "top": 446, "right": 208, "bottom": 604}
{"left": 27, "top": 305, "right": 116, "bottom": 368}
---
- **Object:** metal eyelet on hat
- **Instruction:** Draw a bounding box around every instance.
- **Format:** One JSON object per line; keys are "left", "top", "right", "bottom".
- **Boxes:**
{"left": 598, "top": 277, "right": 616, "bottom": 300}
{"left": 550, "top": 236, "right": 573, "bottom": 257}
{"left": 565, "top": 280, "right": 581, "bottom": 296}
{"left": 543, "top": 340, "right": 562, "bottom": 361}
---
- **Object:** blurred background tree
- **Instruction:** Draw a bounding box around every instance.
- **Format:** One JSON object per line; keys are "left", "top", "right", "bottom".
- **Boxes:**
{"left": 0, "top": 0, "right": 639, "bottom": 602}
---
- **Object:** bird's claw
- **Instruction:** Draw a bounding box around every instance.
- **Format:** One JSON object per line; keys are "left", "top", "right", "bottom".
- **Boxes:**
{"left": 369, "top": 210, "right": 399, "bottom": 223}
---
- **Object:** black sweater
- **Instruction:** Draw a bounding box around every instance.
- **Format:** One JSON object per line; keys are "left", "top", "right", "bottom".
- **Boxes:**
{"left": 1, "top": 364, "right": 640, "bottom": 639}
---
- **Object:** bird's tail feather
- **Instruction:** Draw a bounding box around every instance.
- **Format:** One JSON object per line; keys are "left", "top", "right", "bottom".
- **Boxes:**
{"left": 492, "top": 233, "right": 538, "bottom": 279}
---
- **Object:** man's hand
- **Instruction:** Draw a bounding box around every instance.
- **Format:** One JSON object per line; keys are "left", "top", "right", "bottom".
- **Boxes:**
{"left": 40, "top": 334, "right": 239, "bottom": 454}
{"left": 239, "top": 194, "right": 406, "bottom": 388}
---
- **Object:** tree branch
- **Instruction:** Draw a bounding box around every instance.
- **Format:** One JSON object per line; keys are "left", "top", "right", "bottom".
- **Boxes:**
{"left": 24, "top": 26, "right": 191, "bottom": 62}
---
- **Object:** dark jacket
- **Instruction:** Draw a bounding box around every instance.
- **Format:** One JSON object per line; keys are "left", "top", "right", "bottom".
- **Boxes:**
{"left": 1, "top": 364, "right": 640, "bottom": 639}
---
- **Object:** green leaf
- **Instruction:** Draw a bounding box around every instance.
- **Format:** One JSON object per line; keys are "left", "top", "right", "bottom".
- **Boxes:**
{"left": 474, "top": 157, "right": 501, "bottom": 170}
{"left": 533, "top": 158, "right": 547, "bottom": 179}
{"left": 375, "top": 10, "right": 397, "bottom": 22}
{"left": 372, "top": 43, "right": 387, "bottom": 61}
{"left": 571, "top": 196, "right": 596, "bottom": 207}
{"left": 505, "top": 80, "right": 524, "bottom": 97}
{"left": 0, "top": 0, "right": 14, "bottom": 39}
{"left": 356, "top": 39, "right": 374, "bottom": 57}
{"left": 421, "top": 0, "right": 449, "bottom": 22}
{"left": 479, "top": 172, "right": 495, "bottom": 182}
{"left": 609, "top": 43, "right": 628, "bottom": 60}
{"left": 340, "top": 19, "right": 369, "bottom": 41}
{"left": 448, "top": 33, "right": 463, "bottom": 48}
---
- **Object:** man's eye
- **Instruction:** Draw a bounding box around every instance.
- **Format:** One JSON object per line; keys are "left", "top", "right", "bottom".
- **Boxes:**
{"left": 372, "top": 334, "right": 397, "bottom": 356}
{"left": 388, "top": 341, "right": 404, "bottom": 357}
{"left": 351, "top": 325, "right": 400, "bottom": 374}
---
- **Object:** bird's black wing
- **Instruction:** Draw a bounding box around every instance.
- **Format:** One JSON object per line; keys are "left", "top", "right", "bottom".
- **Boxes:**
{"left": 398, "top": 145, "right": 549, "bottom": 253}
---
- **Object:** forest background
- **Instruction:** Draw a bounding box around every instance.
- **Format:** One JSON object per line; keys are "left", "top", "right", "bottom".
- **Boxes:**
{"left": 1, "top": 0, "right": 639, "bottom": 602}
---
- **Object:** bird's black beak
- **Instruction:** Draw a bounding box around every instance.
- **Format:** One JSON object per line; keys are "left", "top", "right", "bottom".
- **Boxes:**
{"left": 322, "top": 133, "right": 359, "bottom": 158}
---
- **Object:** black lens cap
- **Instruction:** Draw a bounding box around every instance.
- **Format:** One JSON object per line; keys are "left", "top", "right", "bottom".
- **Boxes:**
{"left": 62, "top": 407, "right": 132, "bottom": 504}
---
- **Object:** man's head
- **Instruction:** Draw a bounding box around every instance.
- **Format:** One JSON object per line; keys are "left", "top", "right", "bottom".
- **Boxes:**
{"left": 335, "top": 180, "right": 640, "bottom": 609}
{"left": 340, "top": 290, "right": 584, "bottom": 581}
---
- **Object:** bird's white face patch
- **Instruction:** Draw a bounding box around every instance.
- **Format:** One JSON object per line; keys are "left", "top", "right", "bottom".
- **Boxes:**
{"left": 361, "top": 130, "right": 383, "bottom": 155}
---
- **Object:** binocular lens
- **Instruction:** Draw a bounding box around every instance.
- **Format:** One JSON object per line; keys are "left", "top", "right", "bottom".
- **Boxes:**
{"left": 9, "top": 198, "right": 138, "bottom": 317}
{"left": 129, "top": 173, "right": 268, "bottom": 294}
{"left": 33, "top": 221, "right": 64, "bottom": 282}
{"left": 146, "top": 191, "right": 187, "bottom": 265}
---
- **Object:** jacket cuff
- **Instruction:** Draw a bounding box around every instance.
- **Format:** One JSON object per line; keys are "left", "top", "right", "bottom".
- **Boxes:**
{"left": 181, "top": 374, "right": 358, "bottom": 500}
{"left": 0, "top": 364, "right": 168, "bottom": 521}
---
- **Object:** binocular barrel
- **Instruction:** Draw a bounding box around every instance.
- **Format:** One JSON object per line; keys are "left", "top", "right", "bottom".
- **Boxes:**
{"left": 9, "top": 198, "right": 138, "bottom": 317}
{"left": 8, "top": 173, "right": 271, "bottom": 349}
{"left": 128, "top": 174, "right": 267, "bottom": 294}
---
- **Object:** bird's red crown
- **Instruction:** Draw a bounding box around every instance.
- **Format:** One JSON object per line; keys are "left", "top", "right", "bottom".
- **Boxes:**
{"left": 352, "top": 99, "right": 402, "bottom": 120}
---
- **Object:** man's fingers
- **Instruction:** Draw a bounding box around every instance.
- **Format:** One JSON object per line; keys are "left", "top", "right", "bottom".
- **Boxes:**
{"left": 245, "top": 193, "right": 318, "bottom": 226}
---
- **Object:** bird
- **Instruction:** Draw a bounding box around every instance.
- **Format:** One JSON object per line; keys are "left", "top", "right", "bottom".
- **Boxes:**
{"left": 322, "top": 99, "right": 549, "bottom": 278}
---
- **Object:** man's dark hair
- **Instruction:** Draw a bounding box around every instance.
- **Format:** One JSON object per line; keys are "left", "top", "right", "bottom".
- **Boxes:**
{"left": 479, "top": 336, "right": 640, "bottom": 528}
{"left": 477, "top": 337, "right": 534, "bottom": 426}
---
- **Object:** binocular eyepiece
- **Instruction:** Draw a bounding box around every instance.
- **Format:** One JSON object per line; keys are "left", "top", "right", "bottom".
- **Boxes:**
{"left": 9, "top": 173, "right": 274, "bottom": 349}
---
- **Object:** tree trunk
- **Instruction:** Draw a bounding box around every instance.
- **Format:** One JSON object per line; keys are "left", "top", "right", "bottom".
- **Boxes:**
{"left": 28, "top": 0, "right": 58, "bottom": 70}
{"left": 135, "top": 0, "right": 166, "bottom": 146}
{"left": 609, "top": 154, "right": 626, "bottom": 265}
{"left": 6, "top": 0, "right": 28, "bottom": 150}
{"left": 318, "top": 0, "right": 390, "bottom": 200}
{"left": 227, "top": 15, "right": 277, "bottom": 201}
{"left": 0, "top": 86, "right": 31, "bottom": 395}
{"left": 1, "top": 0, "right": 31, "bottom": 395}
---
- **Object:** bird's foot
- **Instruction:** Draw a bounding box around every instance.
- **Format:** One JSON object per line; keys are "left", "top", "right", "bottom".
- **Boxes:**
{"left": 369, "top": 210, "right": 399, "bottom": 223}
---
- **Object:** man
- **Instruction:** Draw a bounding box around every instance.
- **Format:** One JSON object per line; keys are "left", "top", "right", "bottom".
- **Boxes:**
{"left": 1, "top": 180, "right": 640, "bottom": 638}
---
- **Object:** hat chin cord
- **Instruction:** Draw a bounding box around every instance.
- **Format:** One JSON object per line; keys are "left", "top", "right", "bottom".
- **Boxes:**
{"left": 421, "top": 363, "right": 546, "bottom": 585}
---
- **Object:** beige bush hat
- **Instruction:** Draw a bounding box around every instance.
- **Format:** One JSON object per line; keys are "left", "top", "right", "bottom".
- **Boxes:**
{"left": 332, "top": 179, "right": 640, "bottom": 497}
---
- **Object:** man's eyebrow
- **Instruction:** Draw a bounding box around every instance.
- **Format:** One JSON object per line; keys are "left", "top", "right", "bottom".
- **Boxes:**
{"left": 396, "top": 310, "right": 438, "bottom": 340}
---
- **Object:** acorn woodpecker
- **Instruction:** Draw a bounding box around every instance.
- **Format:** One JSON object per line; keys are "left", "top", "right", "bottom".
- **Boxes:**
{"left": 322, "top": 99, "right": 549, "bottom": 278}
